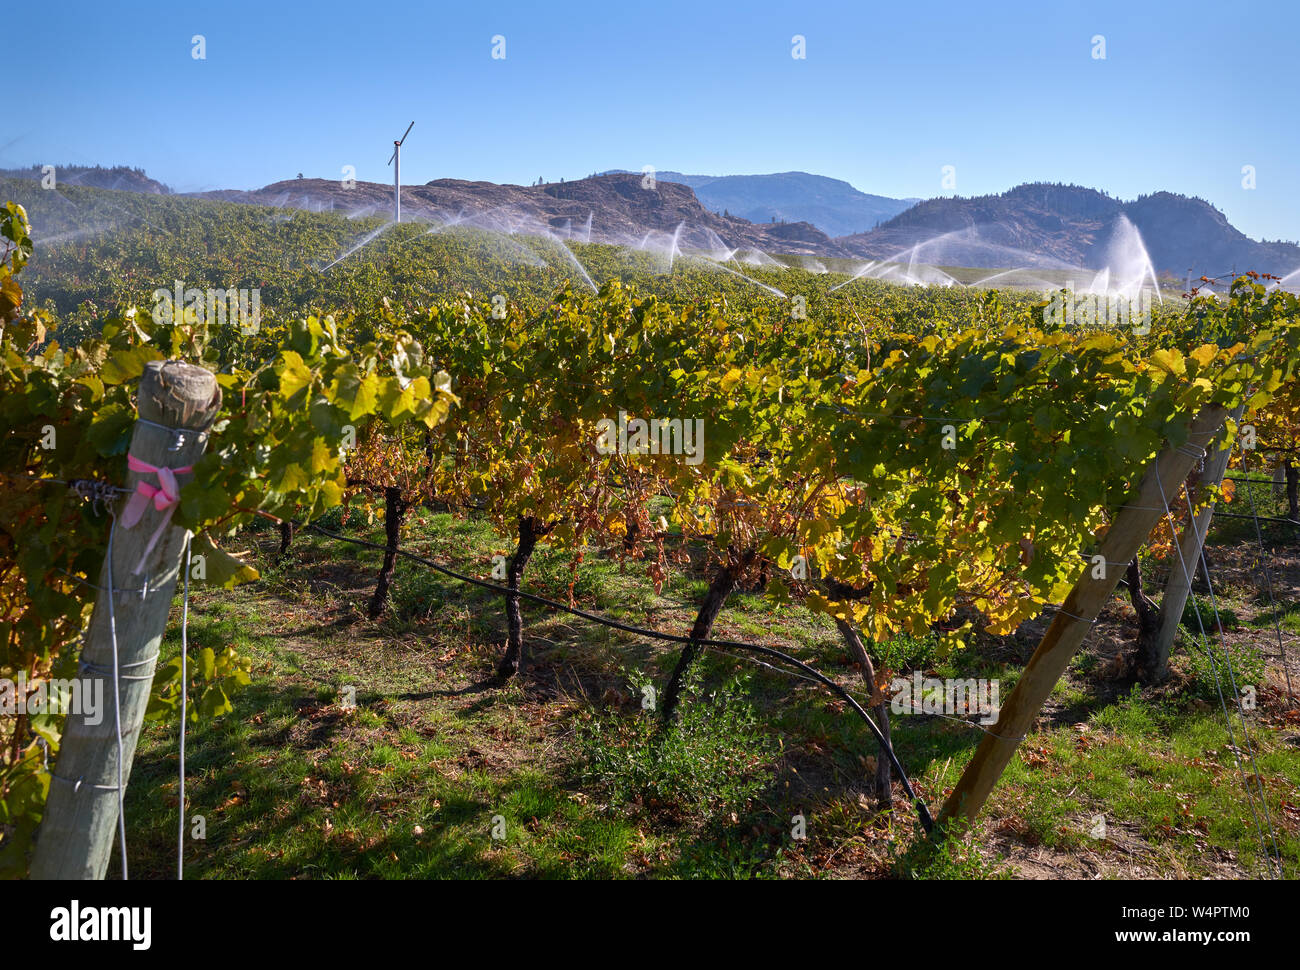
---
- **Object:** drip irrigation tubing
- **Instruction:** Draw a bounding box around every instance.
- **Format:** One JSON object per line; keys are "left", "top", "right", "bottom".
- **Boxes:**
{"left": 300, "top": 520, "right": 936, "bottom": 833}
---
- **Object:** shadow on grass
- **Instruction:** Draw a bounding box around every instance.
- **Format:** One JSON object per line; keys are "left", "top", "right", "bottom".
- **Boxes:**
{"left": 125, "top": 676, "right": 572, "bottom": 879}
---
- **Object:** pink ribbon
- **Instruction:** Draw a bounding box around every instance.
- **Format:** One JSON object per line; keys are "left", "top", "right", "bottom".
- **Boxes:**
{"left": 120, "top": 453, "right": 193, "bottom": 575}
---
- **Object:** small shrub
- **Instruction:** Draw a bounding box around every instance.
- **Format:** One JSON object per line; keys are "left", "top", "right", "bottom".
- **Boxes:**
{"left": 1181, "top": 639, "right": 1264, "bottom": 704}
{"left": 889, "top": 819, "right": 1010, "bottom": 880}
{"left": 577, "top": 668, "right": 779, "bottom": 820}
{"left": 871, "top": 632, "right": 941, "bottom": 672}
{"left": 1181, "top": 594, "right": 1240, "bottom": 631}
{"left": 390, "top": 568, "right": 447, "bottom": 619}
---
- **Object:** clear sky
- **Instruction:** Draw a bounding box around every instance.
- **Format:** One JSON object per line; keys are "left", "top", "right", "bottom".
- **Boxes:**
{"left": 7, "top": 0, "right": 1297, "bottom": 241}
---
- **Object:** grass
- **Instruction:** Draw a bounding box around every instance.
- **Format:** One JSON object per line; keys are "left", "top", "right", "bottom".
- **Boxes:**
{"left": 991, "top": 686, "right": 1300, "bottom": 875}
{"left": 577, "top": 667, "right": 781, "bottom": 820}
{"left": 117, "top": 508, "right": 1300, "bottom": 880}
{"left": 890, "top": 819, "right": 1012, "bottom": 880}
{"left": 1180, "top": 638, "right": 1266, "bottom": 704}
{"left": 1181, "top": 594, "right": 1242, "bottom": 631}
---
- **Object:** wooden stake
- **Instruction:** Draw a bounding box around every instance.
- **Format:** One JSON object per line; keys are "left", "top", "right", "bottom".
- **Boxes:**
{"left": 1147, "top": 406, "right": 1243, "bottom": 679}
{"left": 936, "top": 404, "right": 1229, "bottom": 830}
{"left": 31, "top": 361, "right": 220, "bottom": 879}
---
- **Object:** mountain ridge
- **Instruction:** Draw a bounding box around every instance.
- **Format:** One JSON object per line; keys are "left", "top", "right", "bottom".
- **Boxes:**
{"left": 0, "top": 164, "right": 170, "bottom": 195}
{"left": 840, "top": 182, "right": 1300, "bottom": 277}
{"left": 190, "top": 173, "right": 846, "bottom": 257}
{"left": 604, "top": 170, "right": 920, "bottom": 238}
{"left": 5, "top": 165, "right": 1296, "bottom": 279}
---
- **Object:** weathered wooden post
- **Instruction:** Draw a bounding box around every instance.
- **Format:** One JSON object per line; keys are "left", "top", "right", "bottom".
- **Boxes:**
{"left": 1143, "top": 405, "right": 1243, "bottom": 680}
{"left": 31, "top": 360, "right": 221, "bottom": 879}
{"left": 937, "top": 404, "right": 1228, "bottom": 830}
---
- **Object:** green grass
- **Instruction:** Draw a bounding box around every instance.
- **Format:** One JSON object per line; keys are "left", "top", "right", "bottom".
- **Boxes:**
{"left": 577, "top": 668, "right": 780, "bottom": 820}
{"left": 1181, "top": 594, "right": 1242, "bottom": 631}
{"left": 118, "top": 509, "right": 1300, "bottom": 880}
{"left": 890, "top": 819, "right": 1012, "bottom": 880}
{"left": 987, "top": 686, "right": 1299, "bottom": 874}
{"left": 1179, "top": 638, "right": 1266, "bottom": 704}
{"left": 1249, "top": 600, "right": 1300, "bottom": 635}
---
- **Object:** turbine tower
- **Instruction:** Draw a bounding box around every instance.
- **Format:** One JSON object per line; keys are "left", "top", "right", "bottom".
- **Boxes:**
{"left": 388, "top": 121, "right": 414, "bottom": 223}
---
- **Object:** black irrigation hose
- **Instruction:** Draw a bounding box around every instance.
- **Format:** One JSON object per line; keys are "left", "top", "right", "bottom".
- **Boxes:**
{"left": 1209, "top": 511, "right": 1300, "bottom": 527}
{"left": 301, "top": 520, "right": 936, "bottom": 833}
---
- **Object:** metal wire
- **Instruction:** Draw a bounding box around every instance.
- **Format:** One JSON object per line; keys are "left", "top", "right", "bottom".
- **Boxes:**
{"left": 104, "top": 508, "right": 129, "bottom": 880}
{"left": 1235, "top": 456, "right": 1296, "bottom": 706}
{"left": 179, "top": 534, "right": 192, "bottom": 880}
{"left": 1183, "top": 481, "right": 1284, "bottom": 875}
{"left": 1155, "top": 458, "right": 1281, "bottom": 878}
{"left": 304, "top": 519, "right": 939, "bottom": 831}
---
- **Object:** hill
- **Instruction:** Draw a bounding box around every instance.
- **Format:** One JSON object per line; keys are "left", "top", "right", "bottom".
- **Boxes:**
{"left": 837, "top": 183, "right": 1300, "bottom": 277}
{"left": 6, "top": 164, "right": 1297, "bottom": 279}
{"left": 195, "top": 173, "right": 846, "bottom": 257}
{"left": 616, "top": 170, "right": 919, "bottom": 238}
{"left": 0, "top": 164, "right": 170, "bottom": 195}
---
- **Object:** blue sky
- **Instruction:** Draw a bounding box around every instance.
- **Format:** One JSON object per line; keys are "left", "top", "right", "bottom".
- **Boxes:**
{"left": 7, "top": 0, "right": 1297, "bottom": 240}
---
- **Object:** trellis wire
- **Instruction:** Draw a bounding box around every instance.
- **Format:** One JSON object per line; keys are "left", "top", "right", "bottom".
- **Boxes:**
{"left": 303, "top": 520, "right": 938, "bottom": 832}
{"left": 1233, "top": 455, "right": 1296, "bottom": 707}
{"left": 20, "top": 471, "right": 196, "bottom": 880}
{"left": 1185, "top": 485, "right": 1284, "bottom": 876}
{"left": 1156, "top": 460, "right": 1282, "bottom": 878}
{"left": 104, "top": 508, "right": 129, "bottom": 879}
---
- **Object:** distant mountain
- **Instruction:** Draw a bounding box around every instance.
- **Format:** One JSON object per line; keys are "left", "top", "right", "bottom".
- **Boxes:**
{"left": 10, "top": 163, "right": 1296, "bottom": 280}
{"left": 194, "top": 173, "right": 848, "bottom": 256}
{"left": 0, "top": 164, "right": 170, "bottom": 195}
{"left": 1122, "top": 191, "right": 1300, "bottom": 278}
{"left": 608, "top": 170, "right": 918, "bottom": 238}
{"left": 838, "top": 183, "right": 1300, "bottom": 278}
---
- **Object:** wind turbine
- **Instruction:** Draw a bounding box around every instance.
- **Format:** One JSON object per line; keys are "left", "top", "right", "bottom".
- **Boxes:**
{"left": 387, "top": 121, "right": 414, "bottom": 223}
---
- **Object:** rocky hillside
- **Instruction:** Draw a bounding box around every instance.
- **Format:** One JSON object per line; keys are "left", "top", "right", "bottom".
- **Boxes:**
{"left": 196, "top": 173, "right": 845, "bottom": 256}
{"left": 0, "top": 165, "right": 170, "bottom": 194}
{"left": 10, "top": 163, "right": 1295, "bottom": 278}
{"left": 612, "top": 170, "right": 918, "bottom": 238}
{"left": 837, "top": 183, "right": 1300, "bottom": 277}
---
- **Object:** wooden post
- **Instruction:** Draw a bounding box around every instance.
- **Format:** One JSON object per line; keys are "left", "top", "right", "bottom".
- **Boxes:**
{"left": 937, "top": 404, "right": 1229, "bottom": 830}
{"left": 31, "top": 360, "right": 221, "bottom": 879}
{"left": 1146, "top": 405, "right": 1243, "bottom": 680}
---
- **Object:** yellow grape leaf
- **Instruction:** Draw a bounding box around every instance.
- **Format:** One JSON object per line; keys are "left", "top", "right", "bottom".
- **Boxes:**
{"left": 193, "top": 532, "right": 259, "bottom": 589}
{"left": 1149, "top": 348, "right": 1186, "bottom": 377}
{"left": 1188, "top": 344, "right": 1217, "bottom": 371}
{"left": 805, "top": 589, "right": 847, "bottom": 622}
{"left": 278, "top": 351, "right": 313, "bottom": 399}
{"left": 433, "top": 369, "right": 460, "bottom": 404}
{"left": 310, "top": 437, "right": 334, "bottom": 475}
{"left": 349, "top": 371, "right": 380, "bottom": 421}
{"left": 317, "top": 478, "right": 343, "bottom": 509}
